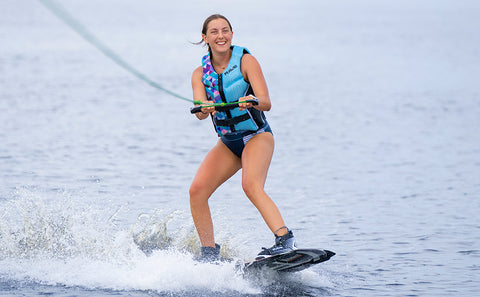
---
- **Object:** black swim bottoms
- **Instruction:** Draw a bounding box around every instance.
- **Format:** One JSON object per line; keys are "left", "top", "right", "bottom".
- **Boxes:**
{"left": 220, "top": 123, "right": 272, "bottom": 158}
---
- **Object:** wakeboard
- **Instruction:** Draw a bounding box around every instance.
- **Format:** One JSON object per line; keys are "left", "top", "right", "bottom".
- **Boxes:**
{"left": 242, "top": 249, "right": 335, "bottom": 273}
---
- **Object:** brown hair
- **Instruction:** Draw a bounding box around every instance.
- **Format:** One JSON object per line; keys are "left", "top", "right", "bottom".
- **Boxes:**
{"left": 195, "top": 14, "right": 233, "bottom": 50}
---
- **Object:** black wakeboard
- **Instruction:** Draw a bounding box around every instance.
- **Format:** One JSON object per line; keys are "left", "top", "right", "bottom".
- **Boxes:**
{"left": 242, "top": 248, "right": 335, "bottom": 273}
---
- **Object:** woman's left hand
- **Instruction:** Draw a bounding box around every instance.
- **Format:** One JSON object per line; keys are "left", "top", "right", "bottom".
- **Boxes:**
{"left": 238, "top": 95, "right": 255, "bottom": 111}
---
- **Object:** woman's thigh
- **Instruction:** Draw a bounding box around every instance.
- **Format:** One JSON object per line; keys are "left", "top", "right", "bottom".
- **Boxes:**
{"left": 241, "top": 132, "right": 274, "bottom": 188}
{"left": 190, "top": 139, "right": 242, "bottom": 199}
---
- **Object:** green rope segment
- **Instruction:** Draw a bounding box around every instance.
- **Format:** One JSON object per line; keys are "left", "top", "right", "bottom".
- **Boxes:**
{"left": 194, "top": 100, "right": 252, "bottom": 107}
{"left": 38, "top": 0, "right": 193, "bottom": 103}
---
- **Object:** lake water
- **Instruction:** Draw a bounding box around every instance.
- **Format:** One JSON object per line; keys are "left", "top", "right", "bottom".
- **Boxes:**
{"left": 1, "top": 0, "right": 479, "bottom": 296}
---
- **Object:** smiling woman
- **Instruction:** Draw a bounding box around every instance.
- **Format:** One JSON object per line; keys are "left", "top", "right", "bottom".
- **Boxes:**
{"left": 189, "top": 14, "right": 297, "bottom": 262}
{"left": 195, "top": 14, "right": 233, "bottom": 54}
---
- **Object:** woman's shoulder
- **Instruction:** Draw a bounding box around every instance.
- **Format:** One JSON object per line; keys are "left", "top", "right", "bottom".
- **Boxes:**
{"left": 192, "top": 65, "right": 203, "bottom": 77}
{"left": 241, "top": 52, "right": 260, "bottom": 69}
{"left": 192, "top": 66, "right": 204, "bottom": 84}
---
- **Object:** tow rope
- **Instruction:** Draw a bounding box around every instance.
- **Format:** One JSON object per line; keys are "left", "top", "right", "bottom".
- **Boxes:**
{"left": 38, "top": 0, "right": 197, "bottom": 103}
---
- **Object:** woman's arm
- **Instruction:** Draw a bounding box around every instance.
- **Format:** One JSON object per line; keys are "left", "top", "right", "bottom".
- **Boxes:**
{"left": 240, "top": 54, "right": 271, "bottom": 111}
{"left": 191, "top": 66, "right": 214, "bottom": 119}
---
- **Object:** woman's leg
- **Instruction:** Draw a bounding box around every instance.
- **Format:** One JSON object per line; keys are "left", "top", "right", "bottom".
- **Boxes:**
{"left": 189, "top": 140, "right": 242, "bottom": 247}
{"left": 241, "top": 132, "right": 288, "bottom": 236}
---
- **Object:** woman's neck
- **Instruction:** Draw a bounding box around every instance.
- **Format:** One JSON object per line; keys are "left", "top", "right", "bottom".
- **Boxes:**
{"left": 211, "top": 48, "right": 232, "bottom": 73}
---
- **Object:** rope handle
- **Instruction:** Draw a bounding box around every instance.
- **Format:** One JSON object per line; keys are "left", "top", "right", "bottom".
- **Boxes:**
{"left": 190, "top": 98, "right": 259, "bottom": 114}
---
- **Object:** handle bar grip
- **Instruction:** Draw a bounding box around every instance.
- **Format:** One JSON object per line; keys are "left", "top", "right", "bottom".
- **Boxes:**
{"left": 190, "top": 98, "right": 258, "bottom": 114}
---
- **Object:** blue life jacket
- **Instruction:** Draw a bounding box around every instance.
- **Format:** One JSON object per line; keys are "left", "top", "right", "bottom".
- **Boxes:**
{"left": 202, "top": 45, "right": 267, "bottom": 136}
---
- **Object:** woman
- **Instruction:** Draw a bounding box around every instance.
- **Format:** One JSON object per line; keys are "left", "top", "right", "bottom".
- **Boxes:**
{"left": 190, "top": 14, "right": 296, "bottom": 262}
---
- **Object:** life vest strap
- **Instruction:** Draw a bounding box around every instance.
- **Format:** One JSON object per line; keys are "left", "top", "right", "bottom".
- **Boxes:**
{"left": 214, "top": 113, "right": 251, "bottom": 127}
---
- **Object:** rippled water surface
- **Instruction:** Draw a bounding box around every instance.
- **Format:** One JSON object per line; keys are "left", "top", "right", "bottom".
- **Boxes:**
{"left": 1, "top": 0, "right": 479, "bottom": 296}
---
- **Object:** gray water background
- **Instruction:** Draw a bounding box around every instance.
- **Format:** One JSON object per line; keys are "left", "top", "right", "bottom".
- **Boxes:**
{"left": 1, "top": 0, "right": 479, "bottom": 296}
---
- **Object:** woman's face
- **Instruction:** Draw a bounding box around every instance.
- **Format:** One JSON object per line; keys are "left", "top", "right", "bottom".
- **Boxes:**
{"left": 203, "top": 18, "right": 233, "bottom": 54}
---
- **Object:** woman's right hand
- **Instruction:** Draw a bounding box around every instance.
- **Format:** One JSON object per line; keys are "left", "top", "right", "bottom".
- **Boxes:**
{"left": 200, "top": 105, "right": 215, "bottom": 116}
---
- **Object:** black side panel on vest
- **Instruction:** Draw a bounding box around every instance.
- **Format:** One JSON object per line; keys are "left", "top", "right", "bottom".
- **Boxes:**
{"left": 245, "top": 85, "right": 266, "bottom": 129}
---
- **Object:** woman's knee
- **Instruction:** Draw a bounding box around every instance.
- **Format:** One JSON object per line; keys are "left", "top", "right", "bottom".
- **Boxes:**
{"left": 189, "top": 182, "right": 208, "bottom": 206}
{"left": 242, "top": 178, "right": 263, "bottom": 199}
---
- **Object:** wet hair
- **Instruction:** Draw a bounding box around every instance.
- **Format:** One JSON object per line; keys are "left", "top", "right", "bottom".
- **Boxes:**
{"left": 195, "top": 14, "right": 233, "bottom": 50}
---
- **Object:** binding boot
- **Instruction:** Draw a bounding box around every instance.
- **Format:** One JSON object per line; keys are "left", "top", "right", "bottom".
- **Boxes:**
{"left": 199, "top": 243, "right": 221, "bottom": 262}
{"left": 256, "top": 227, "right": 297, "bottom": 260}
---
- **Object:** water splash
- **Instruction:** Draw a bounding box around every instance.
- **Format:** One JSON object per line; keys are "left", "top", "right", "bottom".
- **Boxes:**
{"left": 132, "top": 209, "right": 182, "bottom": 255}
{"left": 131, "top": 208, "right": 240, "bottom": 261}
{"left": 0, "top": 189, "right": 260, "bottom": 294}
{"left": 0, "top": 189, "right": 128, "bottom": 260}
